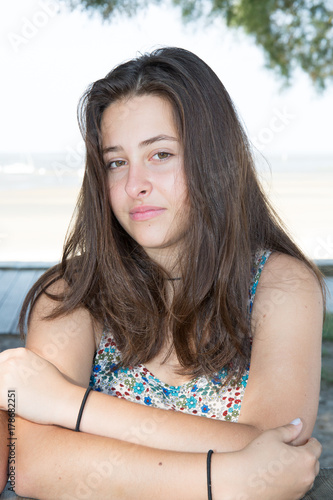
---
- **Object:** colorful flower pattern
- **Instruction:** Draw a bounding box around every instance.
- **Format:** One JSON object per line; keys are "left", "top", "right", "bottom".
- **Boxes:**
{"left": 90, "top": 250, "right": 271, "bottom": 422}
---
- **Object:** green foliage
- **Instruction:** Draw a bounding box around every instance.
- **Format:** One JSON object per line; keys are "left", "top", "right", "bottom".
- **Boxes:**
{"left": 66, "top": 0, "right": 148, "bottom": 17}
{"left": 321, "top": 366, "right": 333, "bottom": 385}
{"left": 323, "top": 312, "right": 333, "bottom": 341}
{"left": 321, "top": 313, "right": 333, "bottom": 385}
{"left": 66, "top": 0, "right": 333, "bottom": 90}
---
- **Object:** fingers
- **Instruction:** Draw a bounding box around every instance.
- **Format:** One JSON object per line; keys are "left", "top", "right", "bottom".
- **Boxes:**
{"left": 0, "top": 347, "right": 47, "bottom": 369}
{"left": 315, "top": 460, "right": 320, "bottom": 476}
{"left": 0, "top": 347, "right": 26, "bottom": 361}
{"left": 0, "top": 348, "right": 17, "bottom": 360}
{"left": 273, "top": 419, "right": 304, "bottom": 444}
{"left": 297, "top": 437, "right": 322, "bottom": 493}
{"left": 305, "top": 437, "right": 322, "bottom": 460}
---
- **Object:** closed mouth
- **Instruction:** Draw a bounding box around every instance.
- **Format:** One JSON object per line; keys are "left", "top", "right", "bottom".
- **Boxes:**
{"left": 129, "top": 206, "right": 166, "bottom": 221}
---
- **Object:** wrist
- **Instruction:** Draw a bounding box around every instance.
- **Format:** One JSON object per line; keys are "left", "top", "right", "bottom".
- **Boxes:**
{"left": 55, "top": 382, "right": 86, "bottom": 430}
{"left": 74, "top": 387, "right": 93, "bottom": 432}
{"left": 211, "top": 451, "right": 245, "bottom": 500}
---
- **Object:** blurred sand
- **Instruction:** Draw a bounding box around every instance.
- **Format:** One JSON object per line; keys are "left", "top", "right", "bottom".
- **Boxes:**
{"left": 0, "top": 170, "right": 332, "bottom": 262}
{"left": 0, "top": 186, "right": 80, "bottom": 262}
{"left": 259, "top": 171, "right": 333, "bottom": 260}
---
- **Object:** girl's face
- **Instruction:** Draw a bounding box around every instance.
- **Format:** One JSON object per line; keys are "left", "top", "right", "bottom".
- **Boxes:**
{"left": 101, "top": 94, "right": 189, "bottom": 268}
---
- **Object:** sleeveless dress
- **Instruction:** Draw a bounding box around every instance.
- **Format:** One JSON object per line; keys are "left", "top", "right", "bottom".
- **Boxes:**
{"left": 90, "top": 250, "right": 272, "bottom": 422}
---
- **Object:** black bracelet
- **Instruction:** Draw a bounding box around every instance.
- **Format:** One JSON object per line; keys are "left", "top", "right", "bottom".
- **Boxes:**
{"left": 75, "top": 387, "right": 93, "bottom": 432}
{"left": 207, "top": 449, "right": 214, "bottom": 500}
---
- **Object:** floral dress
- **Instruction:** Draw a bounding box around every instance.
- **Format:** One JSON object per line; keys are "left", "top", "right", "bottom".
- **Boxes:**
{"left": 90, "top": 250, "right": 272, "bottom": 422}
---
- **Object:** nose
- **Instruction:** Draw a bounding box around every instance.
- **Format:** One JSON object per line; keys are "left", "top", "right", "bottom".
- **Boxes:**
{"left": 125, "top": 162, "right": 152, "bottom": 199}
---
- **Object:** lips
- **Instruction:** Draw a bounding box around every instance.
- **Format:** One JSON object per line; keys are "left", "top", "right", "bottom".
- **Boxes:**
{"left": 129, "top": 205, "right": 166, "bottom": 221}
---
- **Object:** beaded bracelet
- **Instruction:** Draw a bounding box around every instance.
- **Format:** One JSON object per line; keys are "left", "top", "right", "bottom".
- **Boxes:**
{"left": 75, "top": 386, "right": 93, "bottom": 432}
{"left": 207, "top": 449, "right": 214, "bottom": 500}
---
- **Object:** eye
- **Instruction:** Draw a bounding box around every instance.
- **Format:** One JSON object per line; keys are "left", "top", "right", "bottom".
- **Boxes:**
{"left": 107, "top": 159, "right": 127, "bottom": 170}
{"left": 152, "top": 152, "right": 172, "bottom": 161}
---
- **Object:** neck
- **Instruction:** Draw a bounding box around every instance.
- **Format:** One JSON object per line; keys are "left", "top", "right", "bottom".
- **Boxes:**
{"left": 145, "top": 246, "right": 182, "bottom": 277}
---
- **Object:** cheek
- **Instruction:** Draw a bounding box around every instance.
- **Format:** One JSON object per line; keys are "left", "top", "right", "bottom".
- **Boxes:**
{"left": 107, "top": 171, "right": 127, "bottom": 213}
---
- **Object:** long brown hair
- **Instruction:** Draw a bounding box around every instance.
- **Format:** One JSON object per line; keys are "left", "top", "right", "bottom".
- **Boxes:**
{"left": 20, "top": 47, "right": 325, "bottom": 381}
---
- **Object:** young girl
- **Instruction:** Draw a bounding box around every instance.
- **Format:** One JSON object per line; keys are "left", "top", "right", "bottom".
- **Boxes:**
{"left": 0, "top": 47, "right": 324, "bottom": 499}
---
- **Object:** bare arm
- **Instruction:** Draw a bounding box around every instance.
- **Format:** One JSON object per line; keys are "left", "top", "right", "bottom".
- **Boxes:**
{"left": 238, "top": 253, "right": 323, "bottom": 443}
{"left": 15, "top": 417, "right": 208, "bottom": 500}
{"left": 14, "top": 417, "right": 320, "bottom": 500}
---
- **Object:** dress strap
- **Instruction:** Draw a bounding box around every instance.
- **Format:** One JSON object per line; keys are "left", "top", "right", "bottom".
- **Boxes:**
{"left": 248, "top": 249, "right": 272, "bottom": 316}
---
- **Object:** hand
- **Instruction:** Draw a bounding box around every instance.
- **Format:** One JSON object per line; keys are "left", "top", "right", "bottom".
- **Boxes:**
{"left": 0, "top": 348, "right": 84, "bottom": 428}
{"left": 214, "top": 420, "right": 321, "bottom": 500}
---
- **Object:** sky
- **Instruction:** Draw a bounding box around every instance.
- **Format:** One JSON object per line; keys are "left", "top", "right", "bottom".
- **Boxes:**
{"left": 1, "top": 0, "right": 333, "bottom": 157}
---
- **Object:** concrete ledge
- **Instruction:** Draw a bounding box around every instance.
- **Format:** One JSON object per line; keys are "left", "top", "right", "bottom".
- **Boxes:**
{"left": 0, "top": 262, "right": 56, "bottom": 270}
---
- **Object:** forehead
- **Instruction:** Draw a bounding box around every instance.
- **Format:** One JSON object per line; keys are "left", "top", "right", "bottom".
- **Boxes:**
{"left": 101, "top": 95, "right": 178, "bottom": 142}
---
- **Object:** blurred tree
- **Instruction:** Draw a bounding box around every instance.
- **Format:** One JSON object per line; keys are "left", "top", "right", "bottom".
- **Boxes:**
{"left": 65, "top": 0, "right": 333, "bottom": 90}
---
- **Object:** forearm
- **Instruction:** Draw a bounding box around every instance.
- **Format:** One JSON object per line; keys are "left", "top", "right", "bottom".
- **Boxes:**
{"left": 0, "top": 410, "right": 9, "bottom": 492}
{"left": 15, "top": 418, "right": 320, "bottom": 500}
{"left": 15, "top": 417, "right": 214, "bottom": 500}
{"left": 63, "top": 386, "right": 261, "bottom": 453}
{"left": 1, "top": 348, "right": 260, "bottom": 457}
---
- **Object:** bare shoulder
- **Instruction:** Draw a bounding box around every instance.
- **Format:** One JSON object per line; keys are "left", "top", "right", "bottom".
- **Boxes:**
{"left": 26, "top": 277, "right": 103, "bottom": 385}
{"left": 258, "top": 252, "right": 322, "bottom": 289}
{"left": 29, "top": 277, "right": 103, "bottom": 341}
{"left": 252, "top": 252, "right": 324, "bottom": 327}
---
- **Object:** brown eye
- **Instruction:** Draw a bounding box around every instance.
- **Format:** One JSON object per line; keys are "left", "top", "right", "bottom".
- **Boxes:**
{"left": 108, "top": 160, "right": 127, "bottom": 169}
{"left": 152, "top": 152, "right": 172, "bottom": 160}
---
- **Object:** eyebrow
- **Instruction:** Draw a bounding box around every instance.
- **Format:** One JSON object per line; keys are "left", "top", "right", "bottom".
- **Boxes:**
{"left": 102, "top": 134, "right": 178, "bottom": 155}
